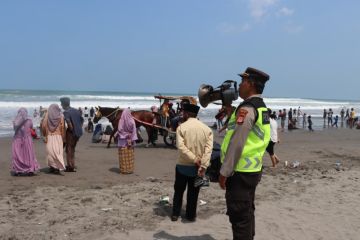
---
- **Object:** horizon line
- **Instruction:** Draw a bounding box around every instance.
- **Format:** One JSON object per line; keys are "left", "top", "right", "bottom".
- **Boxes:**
{"left": 0, "top": 88, "right": 358, "bottom": 102}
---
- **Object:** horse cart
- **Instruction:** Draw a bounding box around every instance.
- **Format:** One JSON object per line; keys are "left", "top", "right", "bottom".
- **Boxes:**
{"left": 153, "top": 95, "right": 197, "bottom": 147}
{"left": 92, "top": 95, "right": 197, "bottom": 148}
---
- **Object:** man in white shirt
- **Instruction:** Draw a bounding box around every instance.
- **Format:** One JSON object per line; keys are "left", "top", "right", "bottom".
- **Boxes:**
{"left": 266, "top": 110, "right": 280, "bottom": 167}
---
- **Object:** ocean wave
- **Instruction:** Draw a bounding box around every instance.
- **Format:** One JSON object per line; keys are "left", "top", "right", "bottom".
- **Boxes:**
{"left": 0, "top": 95, "right": 161, "bottom": 102}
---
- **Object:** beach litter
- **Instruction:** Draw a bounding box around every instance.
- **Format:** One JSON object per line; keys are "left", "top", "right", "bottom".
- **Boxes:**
{"left": 199, "top": 200, "right": 207, "bottom": 206}
{"left": 101, "top": 207, "right": 113, "bottom": 212}
{"left": 291, "top": 161, "right": 300, "bottom": 168}
{"left": 159, "top": 196, "right": 170, "bottom": 205}
{"left": 335, "top": 161, "right": 341, "bottom": 171}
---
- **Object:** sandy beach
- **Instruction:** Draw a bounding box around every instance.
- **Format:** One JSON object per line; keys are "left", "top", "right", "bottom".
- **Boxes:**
{"left": 0, "top": 127, "right": 359, "bottom": 240}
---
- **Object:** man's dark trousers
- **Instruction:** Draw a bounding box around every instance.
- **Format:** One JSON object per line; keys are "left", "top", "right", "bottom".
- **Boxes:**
{"left": 65, "top": 130, "right": 79, "bottom": 170}
{"left": 226, "top": 172, "right": 261, "bottom": 240}
{"left": 172, "top": 167, "right": 200, "bottom": 219}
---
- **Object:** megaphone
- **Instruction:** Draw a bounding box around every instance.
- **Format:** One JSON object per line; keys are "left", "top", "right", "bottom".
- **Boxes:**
{"left": 198, "top": 80, "right": 238, "bottom": 108}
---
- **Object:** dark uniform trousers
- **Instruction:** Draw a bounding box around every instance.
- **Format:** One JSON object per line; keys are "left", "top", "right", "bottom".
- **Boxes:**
{"left": 172, "top": 167, "right": 200, "bottom": 219}
{"left": 226, "top": 172, "right": 261, "bottom": 240}
{"left": 65, "top": 130, "right": 79, "bottom": 170}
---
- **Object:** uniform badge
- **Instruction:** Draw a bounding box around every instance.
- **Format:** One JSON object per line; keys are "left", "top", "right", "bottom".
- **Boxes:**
{"left": 237, "top": 109, "right": 248, "bottom": 124}
{"left": 262, "top": 110, "right": 270, "bottom": 124}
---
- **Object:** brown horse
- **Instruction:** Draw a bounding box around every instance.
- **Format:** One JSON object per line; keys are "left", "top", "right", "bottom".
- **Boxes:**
{"left": 93, "top": 106, "right": 159, "bottom": 148}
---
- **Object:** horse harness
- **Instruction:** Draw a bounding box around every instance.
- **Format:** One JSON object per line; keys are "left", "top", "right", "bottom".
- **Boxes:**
{"left": 95, "top": 107, "right": 121, "bottom": 122}
{"left": 96, "top": 108, "right": 165, "bottom": 130}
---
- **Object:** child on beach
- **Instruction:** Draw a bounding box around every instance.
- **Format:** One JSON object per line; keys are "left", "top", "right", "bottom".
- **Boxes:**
{"left": 308, "top": 115, "right": 314, "bottom": 132}
{"left": 332, "top": 115, "right": 339, "bottom": 128}
{"left": 86, "top": 118, "right": 94, "bottom": 133}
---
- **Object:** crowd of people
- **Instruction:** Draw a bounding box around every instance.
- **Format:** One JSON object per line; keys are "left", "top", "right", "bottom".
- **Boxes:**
{"left": 277, "top": 107, "right": 358, "bottom": 131}
{"left": 253, "top": 107, "right": 357, "bottom": 132}
{"left": 216, "top": 106, "right": 352, "bottom": 133}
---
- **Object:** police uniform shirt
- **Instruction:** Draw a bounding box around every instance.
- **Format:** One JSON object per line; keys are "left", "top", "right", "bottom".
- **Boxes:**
{"left": 220, "top": 94, "right": 261, "bottom": 177}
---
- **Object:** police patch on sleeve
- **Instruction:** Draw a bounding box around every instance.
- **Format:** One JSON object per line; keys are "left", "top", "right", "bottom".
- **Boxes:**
{"left": 262, "top": 110, "right": 270, "bottom": 124}
{"left": 237, "top": 109, "right": 248, "bottom": 124}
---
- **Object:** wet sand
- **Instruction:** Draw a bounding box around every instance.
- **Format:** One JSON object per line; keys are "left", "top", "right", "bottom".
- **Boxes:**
{"left": 0, "top": 128, "right": 359, "bottom": 240}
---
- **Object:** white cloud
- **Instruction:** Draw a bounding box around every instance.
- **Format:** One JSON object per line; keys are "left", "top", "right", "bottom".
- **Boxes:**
{"left": 277, "top": 7, "right": 294, "bottom": 16}
{"left": 218, "top": 1, "right": 299, "bottom": 34}
{"left": 249, "top": 0, "right": 278, "bottom": 20}
{"left": 284, "top": 22, "right": 303, "bottom": 34}
{"left": 241, "top": 23, "right": 251, "bottom": 32}
{"left": 216, "top": 22, "right": 251, "bottom": 34}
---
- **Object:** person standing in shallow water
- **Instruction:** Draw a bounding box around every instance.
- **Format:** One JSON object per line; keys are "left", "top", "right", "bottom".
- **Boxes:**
{"left": 323, "top": 109, "right": 327, "bottom": 124}
{"left": 11, "top": 108, "right": 40, "bottom": 176}
{"left": 280, "top": 108, "right": 286, "bottom": 132}
{"left": 327, "top": 108, "right": 333, "bottom": 127}
{"left": 308, "top": 115, "right": 314, "bottom": 132}
{"left": 60, "top": 97, "right": 84, "bottom": 172}
{"left": 288, "top": 108, "right": 293, "bottom": 128}
{"left": 302, "top": 112, "right": 307, "bottom": 128}
{"left": 340, "top": 108, "right": 345, "bottom": 126}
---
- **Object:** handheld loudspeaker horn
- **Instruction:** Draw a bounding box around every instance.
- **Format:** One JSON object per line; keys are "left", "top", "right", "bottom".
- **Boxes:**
{"left": 198, "top": 80, "right": 238, "bottom": 108}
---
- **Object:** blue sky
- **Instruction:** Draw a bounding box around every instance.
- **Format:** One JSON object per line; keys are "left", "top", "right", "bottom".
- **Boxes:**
{"left": 1, "top": 0, "right": 359, "bottom": 99}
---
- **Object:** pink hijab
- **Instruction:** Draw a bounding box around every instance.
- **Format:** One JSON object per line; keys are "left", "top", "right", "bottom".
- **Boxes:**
{"left": 47, "top": 104, "right": 62, "bottom": 132}
{"left": 13, "top": 108, "right": 30, "bottom": 132}
{"left": 117, "top": 109, "right": 138, "bottom": 141}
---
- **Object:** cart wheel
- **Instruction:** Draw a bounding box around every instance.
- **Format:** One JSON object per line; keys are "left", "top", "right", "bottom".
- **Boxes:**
{"left": 163, "top": 131, "right": 176, "bottom": 147}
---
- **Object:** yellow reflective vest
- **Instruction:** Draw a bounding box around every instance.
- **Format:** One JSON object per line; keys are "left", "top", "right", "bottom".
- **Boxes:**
{"left": 221, "top": 97, "right": 270, "bottom": 173}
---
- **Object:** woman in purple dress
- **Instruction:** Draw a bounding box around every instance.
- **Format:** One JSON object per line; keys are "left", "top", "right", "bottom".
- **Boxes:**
{"left": 116, "top": 108, "right": 138, "bottom": 174}
{"left": 11, "top": 108, "right": 40, "bottom": 176}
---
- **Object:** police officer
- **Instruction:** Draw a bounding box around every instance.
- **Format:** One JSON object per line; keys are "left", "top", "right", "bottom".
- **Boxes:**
{"left": 219, "top": 67, "right": 270, "bottom": 240}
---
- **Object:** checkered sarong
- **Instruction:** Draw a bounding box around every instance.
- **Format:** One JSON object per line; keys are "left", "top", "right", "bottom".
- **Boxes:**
{"left": 118, "top": 147, "right": 134, "bottom": 174}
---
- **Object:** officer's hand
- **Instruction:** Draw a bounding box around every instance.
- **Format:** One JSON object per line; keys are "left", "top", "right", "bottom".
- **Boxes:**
{"left": 219, "top": 174, "right": 227, "bottom": 190}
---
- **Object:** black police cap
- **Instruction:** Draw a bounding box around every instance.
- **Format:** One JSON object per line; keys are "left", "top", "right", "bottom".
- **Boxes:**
{"left": 238, "top": 67, "right": 270, "bottom": 83}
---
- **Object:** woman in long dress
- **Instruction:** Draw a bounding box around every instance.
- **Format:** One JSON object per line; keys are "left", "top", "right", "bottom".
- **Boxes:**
{"left": 41, "top": 104, "right": 66, "bottom": 174}
{"left": 11, "top": 108, "right": 40, "bottom": 176}
{"left": 117, "top": 108, "right": 138, "bottom": 174}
